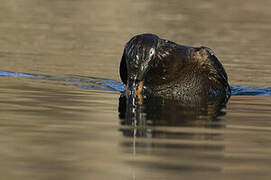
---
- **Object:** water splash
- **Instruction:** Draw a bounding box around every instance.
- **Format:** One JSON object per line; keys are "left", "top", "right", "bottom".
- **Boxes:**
{"left": 1, "top": 70, "right": 270, "bottom": 96}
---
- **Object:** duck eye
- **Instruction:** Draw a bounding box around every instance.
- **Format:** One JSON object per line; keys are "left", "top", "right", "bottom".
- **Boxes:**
{"left": 149, "top": 48, "right": 155, "bottom": 57}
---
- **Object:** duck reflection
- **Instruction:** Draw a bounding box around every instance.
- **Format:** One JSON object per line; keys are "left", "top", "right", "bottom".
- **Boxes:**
{"left": 118, "top": 94, "right": 228, "bottom": 175}
{"left": 119, "top": 94, "right": 228, "bottom": 137}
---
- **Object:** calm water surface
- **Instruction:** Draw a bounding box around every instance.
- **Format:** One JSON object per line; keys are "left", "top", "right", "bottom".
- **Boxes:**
{"left": 0, "top": 0, "right": 271, "bottom": 179}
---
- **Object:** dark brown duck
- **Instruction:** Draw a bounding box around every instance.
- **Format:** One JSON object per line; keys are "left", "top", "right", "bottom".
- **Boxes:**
{"left": 120, "top": 33, "right": 231, "bottom": 101}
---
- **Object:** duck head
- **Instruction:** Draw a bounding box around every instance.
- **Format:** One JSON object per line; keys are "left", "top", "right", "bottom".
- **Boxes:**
{"left": 120, "top": 34, "right": 159, "bottom": 95}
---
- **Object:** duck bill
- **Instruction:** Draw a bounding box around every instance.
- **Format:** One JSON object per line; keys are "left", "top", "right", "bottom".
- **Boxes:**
{"left": 127, "top": 62, "right": 149, "bottom": 94}
{"left": 125, "top": 59, "right": 152, "bottom": 105}
{"left": 127, "top": 79, "right": 144, "bottom": 96}
{"left": 136, "top": 81, "right": 144, "bottom": 96}
{"left": 126, "top": 80, "right": 144, "bottom": 105}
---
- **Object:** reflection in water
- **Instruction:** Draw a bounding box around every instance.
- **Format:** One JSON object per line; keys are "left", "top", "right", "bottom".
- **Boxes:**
{"left": 118, "top": 94, "right": 227, "bottom": 175}
{"left": 119, "top": 94, "right": 227, "bottom": 129}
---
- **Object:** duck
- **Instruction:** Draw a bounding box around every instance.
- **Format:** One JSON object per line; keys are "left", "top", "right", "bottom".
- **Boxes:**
{"left": 119, "top": 33, "right": 231, "bottom": 102}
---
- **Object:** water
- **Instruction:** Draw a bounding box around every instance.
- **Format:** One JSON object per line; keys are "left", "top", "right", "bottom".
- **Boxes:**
{"left": 0, "top": 0, "right": 271, "bottom": 179}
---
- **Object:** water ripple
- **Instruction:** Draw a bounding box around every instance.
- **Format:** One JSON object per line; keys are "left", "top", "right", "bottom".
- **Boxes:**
{"left": 231, "top": 86, "right": 271, "bottom": 96}
{"left": 1, "top": 70, "right": 270, "bottom": 96}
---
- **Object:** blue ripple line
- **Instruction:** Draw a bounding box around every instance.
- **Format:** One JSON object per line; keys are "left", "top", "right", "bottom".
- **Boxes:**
{"left": 104, "top": 80, "right": 125, "bottom": 92}
{"left": 1, "top": 70, "right": 270, "bottom": 96}
{"left": 0, "top": 70, "right": 125, "bottom": 92}
{"left": 231, "top": 86, "right": 271, "bottom": 96}
{"left": 0, "top": 70, "right": 40, "bottom": 78}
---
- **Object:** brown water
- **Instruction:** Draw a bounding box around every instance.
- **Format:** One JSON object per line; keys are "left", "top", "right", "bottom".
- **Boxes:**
{"left": 0, "top": 0, "right": 271, "bottom": 179}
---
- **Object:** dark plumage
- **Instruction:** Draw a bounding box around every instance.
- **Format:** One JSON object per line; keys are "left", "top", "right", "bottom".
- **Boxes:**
{"left": 120, "top": 33, "right": 231, "bottom": 101}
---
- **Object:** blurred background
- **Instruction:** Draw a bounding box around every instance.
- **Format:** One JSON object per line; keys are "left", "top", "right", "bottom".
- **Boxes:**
{"left": 0, "top": 0, "right": 271, "bottom": 180}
